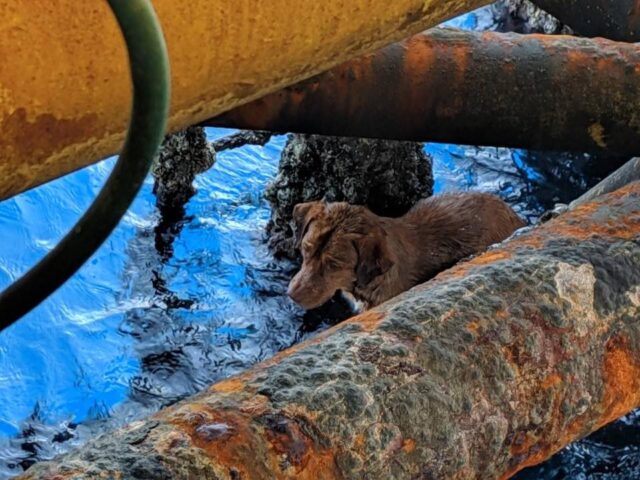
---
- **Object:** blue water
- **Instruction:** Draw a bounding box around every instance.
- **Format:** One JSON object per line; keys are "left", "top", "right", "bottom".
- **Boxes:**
{"left": 0, "top": 125, "right": 633, "bottom": 477}
{"left": 1, "top": 5, "right": 638, "bottom": 478}
{"left": 0, "top": 130, "right": 305, "bottom": 475}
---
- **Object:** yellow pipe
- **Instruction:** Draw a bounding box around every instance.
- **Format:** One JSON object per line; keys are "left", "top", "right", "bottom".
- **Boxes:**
{"left": 0, "top": 0, "right": 490, "bottom": 201}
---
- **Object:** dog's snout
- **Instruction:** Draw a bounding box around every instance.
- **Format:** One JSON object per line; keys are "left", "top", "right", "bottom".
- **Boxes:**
{"left": 287, "top": 270, "right": 328, "bottom": 310}
{"left": 287, "top": 273, "right": 304, "bottom": 302}
{"left": 287, "top": 280, "right": 299, "bottom": 302}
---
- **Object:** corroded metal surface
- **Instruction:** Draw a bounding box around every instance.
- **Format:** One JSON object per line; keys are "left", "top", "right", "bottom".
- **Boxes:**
{"left": 532, "top": 0, "right": 640, "bottom": 41}
{"left": 18, "top": 183, "right": 640, "bottom": 479}
{"left": 570, "top": 158, "right": 640, "bottom": 208}
{"left": 0, "top": 0, "right": 493, "bottom": 201}
{"left": 209, "top": 29, "right": 640, "bottom": 156}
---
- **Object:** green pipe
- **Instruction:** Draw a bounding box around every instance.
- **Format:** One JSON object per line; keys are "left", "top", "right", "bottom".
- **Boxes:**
{"left": 0, "top": 0, "right": 170, "bottom": 328}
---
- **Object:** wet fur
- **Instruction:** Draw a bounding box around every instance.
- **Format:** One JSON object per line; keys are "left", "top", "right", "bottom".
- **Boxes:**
{"left": 287, "top": 193, "right": 525, "bottom": 310}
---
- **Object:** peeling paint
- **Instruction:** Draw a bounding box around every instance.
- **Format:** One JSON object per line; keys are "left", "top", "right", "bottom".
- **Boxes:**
{"left": 0, "top": 0, "right": 493, "bottom": 200}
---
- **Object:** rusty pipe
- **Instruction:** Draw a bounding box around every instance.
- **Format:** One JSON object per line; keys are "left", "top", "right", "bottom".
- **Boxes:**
{"left": 0, "top": 0, "right": 494, "bottom": 201}
{"left": 532, "top": 0, "right": 640, "bottom": 41}
{"left": 208, "top": 29, "right": 640, "bottom": 156}
{"left": 18, "top": 182, "right": 640, "bottom": 479}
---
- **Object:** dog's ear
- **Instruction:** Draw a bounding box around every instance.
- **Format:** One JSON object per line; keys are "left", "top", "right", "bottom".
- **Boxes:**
{"left": 292, "top": 201, "right": 325, "bottom": 249}
{"left": 354, "top": 233, "right": 393, "bottom": 288}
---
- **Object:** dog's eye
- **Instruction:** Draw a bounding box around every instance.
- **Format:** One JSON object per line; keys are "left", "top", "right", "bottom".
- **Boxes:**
{"left": 326, "top": 259, "right": 340, "bottom": 270}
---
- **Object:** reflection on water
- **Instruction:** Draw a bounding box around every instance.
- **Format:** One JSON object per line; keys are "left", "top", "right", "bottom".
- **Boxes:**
{"left": 0, "top": 125, "right": 636, "bottom": 478}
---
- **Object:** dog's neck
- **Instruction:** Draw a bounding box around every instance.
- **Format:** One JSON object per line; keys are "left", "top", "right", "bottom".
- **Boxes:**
{"left": 353, "top": 210, "right": 466, "bottom": 308}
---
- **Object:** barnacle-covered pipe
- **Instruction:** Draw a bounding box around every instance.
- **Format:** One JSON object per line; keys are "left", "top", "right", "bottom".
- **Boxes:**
{"left": 208, "top": 29, "right": 640, "bottom": 156}
{"left": 19, "top": 183, "right": 640, "bottom": 479}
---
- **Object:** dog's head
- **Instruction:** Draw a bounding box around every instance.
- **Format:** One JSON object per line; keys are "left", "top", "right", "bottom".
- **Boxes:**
{"left": 287, "top": 201, "right": 394, "bottom": 310}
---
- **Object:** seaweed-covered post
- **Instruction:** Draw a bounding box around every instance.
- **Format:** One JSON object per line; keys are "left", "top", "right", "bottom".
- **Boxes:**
{"left": 18, "top": 182, "right": 640, "bottom": 479}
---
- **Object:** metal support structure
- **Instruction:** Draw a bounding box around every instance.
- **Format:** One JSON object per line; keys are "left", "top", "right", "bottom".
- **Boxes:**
{"left": 18, "top": 182, "right": 640, "bottom": 479}
{"left": 208, "top": 29, "right": 640, "bottom": 156}
{"left": 532, "top": 0, "right": 640, "bottom": 41}
{"left": 0, "top": 0, "right": 493, "bottom": 201}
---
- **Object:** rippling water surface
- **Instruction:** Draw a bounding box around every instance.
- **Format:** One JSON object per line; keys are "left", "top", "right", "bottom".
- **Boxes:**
{"left": 1, "top": 126, "right": 637, "bottom": 478}
{"left": 1, "top": 7, "right": 639, "bottom": 478}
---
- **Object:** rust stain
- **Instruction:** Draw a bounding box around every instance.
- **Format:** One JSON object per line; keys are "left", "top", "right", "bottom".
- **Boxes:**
{"left": 0, "top": 109, "right": 102, "bottom": 198}
{"left": 466, "top": 321, "right": 480, "bottom": 334}
{"left": 210, "top": 376, "right": 248, "bottom": 394}
{"left": 501, "top": 334, "right": 640, "bottom": 479}
{"left": 468, "top": 250, "right": 511, "bottom": 266}
{"left": 540, "top": 373, "right": 562, "bottom": 389}
{"left": 341, "top": 310, "right": 386, "bottom": 333}
{"left": 262, "top": 415, "right": 315, "bottom": 475}
{"left": 599, "top": 337, "right": 640, "bottom": 426}
{"left": 510, "top": 431, "right": 539, "bottom": 457}
{"left": 1, "top": 109, "right": 101, "bottom": 162}
{"left": 170, "top": 405, "right": 270, "bottom": 479}
{"left": 402, "top": 438, "right": 416, "bottom": 453}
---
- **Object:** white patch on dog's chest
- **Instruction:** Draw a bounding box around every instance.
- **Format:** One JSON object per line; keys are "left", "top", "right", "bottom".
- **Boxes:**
{"left": 340, "top": 291, "right": 365, "bottom": 314}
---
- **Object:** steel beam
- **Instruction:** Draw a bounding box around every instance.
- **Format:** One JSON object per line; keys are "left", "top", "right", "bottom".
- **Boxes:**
{"left": 0, "top": 0, "right": 492, "bottom": 201}
{"left": 208, "top": 29, "right": 640, "bottom": 156}
{"left": 18, "top": 182, "right": 640, "bottom": 479}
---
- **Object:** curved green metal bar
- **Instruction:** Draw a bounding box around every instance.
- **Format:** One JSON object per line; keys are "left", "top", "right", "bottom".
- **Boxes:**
{"left": 0, "top": 0, "right": 170, "bottom": 328}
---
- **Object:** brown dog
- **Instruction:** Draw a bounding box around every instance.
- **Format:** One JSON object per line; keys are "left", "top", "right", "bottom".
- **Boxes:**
{"left": 287, "top": 192, "right": 525, "bottom": 310}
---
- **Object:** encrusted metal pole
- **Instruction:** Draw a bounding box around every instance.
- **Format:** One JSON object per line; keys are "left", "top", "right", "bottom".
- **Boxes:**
{"left": 570, "top": 158, "right": 640, "bottom": 208}
{"left": 207, "top": 29, "right": 640, "bottom": 156}
{"left": 531, "top": 0, "right": 640, "bottom": 41}
{"left": 18, "top": 182, "right": 640, "bottom": 479}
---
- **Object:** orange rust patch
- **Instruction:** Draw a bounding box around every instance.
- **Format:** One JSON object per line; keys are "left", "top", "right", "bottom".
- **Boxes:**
{"left": 210, "top": 376, "right": 248, "bottom": 394}
{"left": 541, "top": 373, "right": 562, "bottom": 389}
{"left": 402, "top": 438, "right": 416, "bottom": 453}
{"left": 510, "top": 431, "right": 538, "bottom": 457}
{"left": 263, "top": 417, "right": 314, "bottom": 473}
{"left": 599, "top": 337, "right": 640, "bottom": 426}
{"left": 260, "top": 414, "right": 341, "bottom": 479}
{"left": 501, "top": 335, "right": 640, "bottom": 479}
{"left": 468, "top": 250, "right": 511, "bottom": 266}
{"left": 466, "top": 321, "right": 480, "bottom": 334}
{"left": 1, "top": 109, "right": 102, "bottom": 199}
{"left": 436, "top": 250, "right": 515, "bottom": 280}
{"left": 1, "top": 109, "right": 101, "bottom": 164}
{"left": 403, "top": 35, "right": 439, "bottom": 118}
{"left": 341, "top": 310, "right": 386, "bottom": 333}
{"left": 170, "top": 405, "right": 272, "bottom": 479}
{"left": 168, "top": 404, "right": 340, "bottom": 480}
